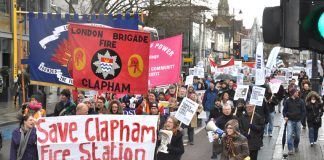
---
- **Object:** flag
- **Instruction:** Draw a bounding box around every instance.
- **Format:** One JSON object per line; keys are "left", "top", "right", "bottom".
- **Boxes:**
{"left": 69, "top": 23, "right": 150, "bottom": 94}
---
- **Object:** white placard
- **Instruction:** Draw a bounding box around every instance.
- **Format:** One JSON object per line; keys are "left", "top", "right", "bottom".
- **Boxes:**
{"left": 250, "top": 86, "right": 266, "bottom": 106}
{"left": 189, "top": 68, "right": 195, "bottom": 76}
{"left": 194, "top": 67, "right": 205, "bottom": 78}
{"left": 237, "top": 73, "right": 244, "bottom": 85}
{"left": 198, "top": 111, "right": 207, "bottom": 119}
{"left": 175, "top": 97, "right": 199, "bottom": 125}
{"left": 185, "top": 75, "right": 194, "bottom": 85}
{"left": 234, "top": 85, "right": 249, "bottom": 100}
{"left": 157, "top": 130, "right": 173, "bottom": 153}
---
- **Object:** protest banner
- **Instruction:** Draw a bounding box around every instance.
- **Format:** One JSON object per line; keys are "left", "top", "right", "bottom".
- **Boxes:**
{"left": 175, "top": 97, "right": 199, "bottom": 125}
{"left": 185, "top": 75, "right": 194, "bottom": 86}
{"left": 27, "top": 13, "right": 138, "bottom": 87}
{"left": 149, "top": 35, "right": 182, "bottom": 88}
{"left": 189, "top": 68, "right": 195, "bottom": 75}
{"left": 266, "top": 47, "right": 280, "bottom": 70}
{"left": 195, "top": 90, "right": 205, "bottom": 104}
{"left": 123, "top": 108, "right": 137, "bottom": 115}
{"left": 269, "top": 79, "right": 283, "bottom": 93}
{"left": 250, "top": 86, "right": 266, "bottom": 106}
{"left": 234, "top": 85, "right": 249, "bottom": 100}
{"left": 255, "top": 43, "right": 265, "bottom": 85}
{"left": 194, "top": 67, "right": 205, "bottom": 78}
{"left": 69, "top": 23, "right": 150, "bottom": 94}
{"left": 36, "top": 115, "right": 158, "bottom": 160}
{"left": 237, "top": 73, "right": 244, "bottom": 85}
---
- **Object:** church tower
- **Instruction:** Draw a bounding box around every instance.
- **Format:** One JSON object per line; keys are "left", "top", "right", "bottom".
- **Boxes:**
{"left": 218, "top": 0, "right": 229, "bottom": 16}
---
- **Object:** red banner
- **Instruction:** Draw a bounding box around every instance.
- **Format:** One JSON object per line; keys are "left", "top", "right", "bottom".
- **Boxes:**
{"left": 69, "top": 23, "right": 150, "bottom": 94}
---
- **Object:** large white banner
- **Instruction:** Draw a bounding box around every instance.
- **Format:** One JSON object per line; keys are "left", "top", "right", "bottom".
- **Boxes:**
{"left": 175, "top": 97, "right": 199, "bottom": 125}
{"left": 234, "top": 85, "right": 249, "bottom": 100}
{"left": 36, "top": 115, "right": 158, "bottom": 160}
{"left": 266, "top": 47, "right": 280, "bottom": 70}
{"left": 250, "top": 86, "right": 266, "bottom": 106}
{"left": 255, "top": 43, "right": 265, "bottom": 85}
{"left": 241, "top": 39, "right": 253, "bottom": 57}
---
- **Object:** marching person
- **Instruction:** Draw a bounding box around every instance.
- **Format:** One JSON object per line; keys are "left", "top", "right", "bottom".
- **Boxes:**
{"left": 10, "top": 113, "right": 37, "bottom": 160}
{"left": 239, "top": 102, "right": 264, "bottom": 160}
{"left": 53, "top": 89, "right": 76, "bottom": 116}
{"left": 203, "top": 81, "right": 218, "bottom": 119}
{"left": 213, "top": 119, "right": 250, "bottom": 160}
{"left": 305, "top": 91, "right": 323, "bottom": 146}
{"left": 23, "top": 94, "right": 46, "bottom": 121}
{"left": 107, "top": 100, "right": 123, "bottom": 115}
{"left": 157, "top": 116, "right": 184, "bottom": 160}
{"left": 75, "top": 103, "right": 89, "bottom": 115}
{"left": 283, "top": 88, "right": 306, "bottom": 155}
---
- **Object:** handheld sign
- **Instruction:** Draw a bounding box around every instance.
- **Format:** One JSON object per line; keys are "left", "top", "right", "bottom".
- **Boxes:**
{"left": 250, "top": 86, "right": 266, "bottom": 106}
{"left": 175, "top": 97, "right": 199, "bottom": 125}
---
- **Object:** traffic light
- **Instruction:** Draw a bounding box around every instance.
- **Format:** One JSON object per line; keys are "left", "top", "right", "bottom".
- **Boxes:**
{"left": 301, "top": 1, "right": 324, "bottom": 51}
{"left": 262, "top": 0, "right": 324, "bottom": 52}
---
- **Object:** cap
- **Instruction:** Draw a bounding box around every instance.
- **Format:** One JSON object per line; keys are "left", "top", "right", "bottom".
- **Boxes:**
{"left": 149, "top": 102, "right": 159, "bottom": 109}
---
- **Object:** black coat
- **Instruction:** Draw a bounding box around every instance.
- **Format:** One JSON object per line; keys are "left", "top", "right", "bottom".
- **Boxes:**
{"left": 157, "top": 130, "right": 184, "bottom": 160}
{"left": 306, "top": 103, "right": 323, "bottom": 128}
{"left": 216, "top": 114, "right": 239, "bottom": 130}
{"left": 209, "top": 105, "right": 222, "bottom": 121}
{"left": 239, "top": 112, "right": 264, "bottom": 150}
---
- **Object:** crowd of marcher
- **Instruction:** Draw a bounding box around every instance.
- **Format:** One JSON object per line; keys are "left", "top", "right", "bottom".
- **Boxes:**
{"left": 8, "top": 70, "right": 324, "bottom": 160}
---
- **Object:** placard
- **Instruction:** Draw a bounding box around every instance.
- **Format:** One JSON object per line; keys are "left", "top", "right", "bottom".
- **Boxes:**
{"left": 175, "top": 97, "right": 199, "bottom": 125}
{"left": 250, "top": 86, "right": 266, "bottom": 106}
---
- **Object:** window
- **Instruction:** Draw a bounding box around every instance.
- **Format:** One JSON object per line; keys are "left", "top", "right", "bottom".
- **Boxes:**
{"left": 0, "top": 0, "right": 10, "bottom": 14}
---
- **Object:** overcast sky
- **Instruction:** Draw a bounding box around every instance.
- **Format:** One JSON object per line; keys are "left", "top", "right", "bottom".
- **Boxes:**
{"left": 209, "top": 0, "right": 280, "bottom": 29}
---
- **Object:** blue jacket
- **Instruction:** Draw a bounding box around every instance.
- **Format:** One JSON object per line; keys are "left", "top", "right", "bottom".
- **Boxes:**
{"left": 10, "top": 127, "right": 38, "bottom": 160}
{"left": 202, "top": 88, "right": 218, "bottom": 111}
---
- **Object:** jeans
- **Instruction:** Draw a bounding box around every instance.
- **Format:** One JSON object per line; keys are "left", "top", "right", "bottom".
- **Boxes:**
{"left": 309, "top": 127, "right": 319, "bottom": 143}
{"left": 287, "top": 120, "right": 301, "bottom": 151}
{"left": 264, "top": 112, "right": 275, "bottom": 134}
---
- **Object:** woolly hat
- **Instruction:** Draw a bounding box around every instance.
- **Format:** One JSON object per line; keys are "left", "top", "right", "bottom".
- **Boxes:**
{"left": 225, "top": 119, "right": 240, "bottom": 134}
{"left": 289, "top": 88, "right": 298, "bottom": 95}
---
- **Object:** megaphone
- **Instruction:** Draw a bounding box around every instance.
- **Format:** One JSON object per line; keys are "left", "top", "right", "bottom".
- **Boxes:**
{"left": 206, "top": 121, "right": 224, "bottom": 136}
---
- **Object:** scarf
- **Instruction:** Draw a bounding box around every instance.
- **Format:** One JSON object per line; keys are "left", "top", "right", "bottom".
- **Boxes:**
{"left": 224, "top": 135, "right": 235, "bottom": 157}
{"left": 17, "top": 125, "right": 32, "bottom": 160}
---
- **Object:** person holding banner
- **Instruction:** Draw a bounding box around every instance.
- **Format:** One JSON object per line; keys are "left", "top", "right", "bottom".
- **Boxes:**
{"left": 107, "top": 100, "right": 123, "bottom": 115}
{"left": 10, "top": 112, "right": 37, "bottom": 160}
{"left": 95, "top": 96, "right": 109, "bottom": 114}
{"left": 239, "top": 102, "right": 264, "bottom": 160}
{"left": 157, "top": 116, "right": 184, "bottom": 160}
{"left": 52, "top": 89, "right": 76, "bottom": 116}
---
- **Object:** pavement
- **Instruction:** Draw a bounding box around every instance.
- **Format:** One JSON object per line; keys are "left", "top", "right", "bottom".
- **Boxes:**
{"left": 0, "top": 87, "right": 60, "bottom": 127}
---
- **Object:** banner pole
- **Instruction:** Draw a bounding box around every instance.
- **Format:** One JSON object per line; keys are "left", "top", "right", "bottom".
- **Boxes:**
{"left": 18, "top": 8, "right": 26, "bottom": 104}
{"left": 12, "top": 0, "right": 18, "bottom": 80}
{"left": 248, "top": 105, "right": 256, "bottom": 135}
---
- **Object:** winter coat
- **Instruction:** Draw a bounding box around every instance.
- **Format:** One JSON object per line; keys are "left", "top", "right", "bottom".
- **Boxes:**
{"left": 219, "top": 134, "right": 250, "bottom": 160}
{"left": 157, "top": 130, "right": 184, "bottom": 160}
{"left": 53, "top": 100, "right": 76, "bottom": 116}
{"left": 203, "top": 88, "right": 218, "bottom": 111}
{"left": 301, "top": 89, "right": 311, "bottom": 101}
{"left": 10, "top": 127, "right": 38, "bottom": 160}
{"left": 306, "top": 103, "right": 323, "bottom": 128}
{"left": 209, "top": 105, "right": 222, "bottom": 121}
{"left": 216, "top": 115, "right": 239, "bottom": 130}
{"left": 239, "top": 112, "right": 264, "bottom": 150}
{"left": 283, "top": 97, "right": 306, "bottom": 121}
{"left": 255, "top": 101, "right": 269, "bottom": 124}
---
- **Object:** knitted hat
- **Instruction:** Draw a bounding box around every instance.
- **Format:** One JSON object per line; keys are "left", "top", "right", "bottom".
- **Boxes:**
{"left": 289, "top": 88, "right": 298, "bottom": 95}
